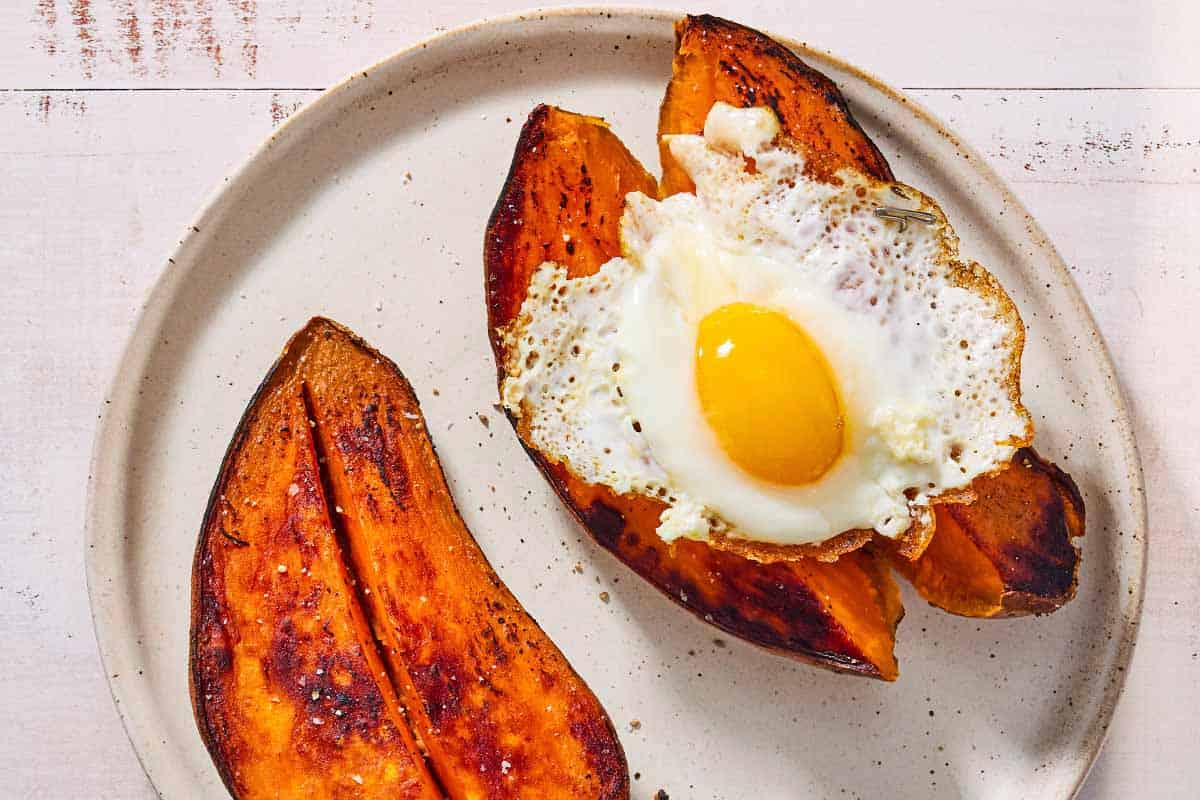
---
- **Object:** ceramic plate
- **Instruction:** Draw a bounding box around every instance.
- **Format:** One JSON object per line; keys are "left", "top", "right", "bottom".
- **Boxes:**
{"left": 86, "top": 8, "right": 1146, "bottom": 799}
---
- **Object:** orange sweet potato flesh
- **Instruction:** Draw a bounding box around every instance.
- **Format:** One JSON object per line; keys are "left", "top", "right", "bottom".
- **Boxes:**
{"left": 485, "top": 105, "right": 659, "bottom": 330}
{"left": 657, "top": 14, "right": 1083, "bottom": 612}
{"left": 191, "top": 318, "right": 628, "bottom": 799}
{"left": 191, "top": 348, "right": 440, "bottom": 799}
{"left": 889, "top": 448, "right": 1085, "bottom": 617}
{"left": 485, "top": 106, "right": 902, "bottom": 680}
{"left": 659, "top": 14, "right": 894, "bottom": 193}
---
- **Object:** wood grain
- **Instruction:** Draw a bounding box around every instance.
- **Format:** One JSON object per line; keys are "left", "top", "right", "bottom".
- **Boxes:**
{"left": 1, "top": 3, "right": 1197, "bottom": 799}
{"left": 2, "top": 1, "right": 1198, "bottom": 89}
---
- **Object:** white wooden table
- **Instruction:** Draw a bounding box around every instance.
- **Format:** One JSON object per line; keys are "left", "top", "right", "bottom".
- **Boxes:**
{"left": 2, "top": 2, "right": 1196, "bottom": 797}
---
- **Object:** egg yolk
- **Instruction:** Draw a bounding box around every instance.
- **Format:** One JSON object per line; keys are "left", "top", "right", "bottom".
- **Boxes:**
{"left": 695, "top": 303, "right": 845, "bottom": 485}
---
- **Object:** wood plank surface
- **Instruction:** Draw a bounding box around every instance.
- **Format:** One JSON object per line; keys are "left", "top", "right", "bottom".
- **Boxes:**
{"left": 1, "top": 3, "right": 1197, "bottom": 798}
{"left": 1, "top": 0, "right": 1198, "bottom": 90}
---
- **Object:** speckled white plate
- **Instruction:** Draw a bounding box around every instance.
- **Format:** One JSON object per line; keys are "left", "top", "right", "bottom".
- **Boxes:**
{"left": 86, "top": 8, "right": 1145, "bottom": 799}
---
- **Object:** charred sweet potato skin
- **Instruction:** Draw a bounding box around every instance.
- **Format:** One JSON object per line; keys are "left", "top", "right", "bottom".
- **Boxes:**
{"left": 485, "top": 108, "right": 903, "bottom": 679}
{"left": 550, "top": 461, "right": 902, "bottom": 679}
{"left": 659, "top": 14, "right": 893, "bottom": 194}
{"left": 191, "top": 318, "right": 629, "bottom": 799}
{"left": 892, "top": 449, "right": 1084, "bottom": 617}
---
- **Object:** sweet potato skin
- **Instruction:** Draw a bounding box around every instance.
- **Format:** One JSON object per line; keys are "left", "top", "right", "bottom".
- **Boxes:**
{"left": 192, "top": 318, "right": 629, "bottom": 799}
{"left": 548, "top": 460, "right": 902, "bottom": 679}
{"left": 890, "top": 448, "right": 1084, "bottom": 617}
{"left": 485, "top": 107, "right": 903, "bottom": 679}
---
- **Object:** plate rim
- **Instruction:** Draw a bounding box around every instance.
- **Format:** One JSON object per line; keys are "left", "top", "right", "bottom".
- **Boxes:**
{"left": 84, "top": 6, "right": 1148, "bottom": 798}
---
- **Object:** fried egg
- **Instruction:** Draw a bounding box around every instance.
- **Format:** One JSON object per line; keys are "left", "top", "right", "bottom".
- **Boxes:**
{"left": 500, "top": 102, "right": 1031, "bottom": 547}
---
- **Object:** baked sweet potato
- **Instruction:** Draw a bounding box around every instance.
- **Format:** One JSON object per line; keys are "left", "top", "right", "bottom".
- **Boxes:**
{"left": 486, "top": 106, "right": 902, "bottom": 680}
{"left": 485, "top": 14, "right": 1085, "bottom": 681}
{"left": 656, "top": 14, "right": 1082, "bottom": 609}
{"left": 887, "top": 448, "right": 1084, "bottom": 617}
{"left": 191, "top": 318, "right": 628, "bottom": 799}
{"left": 191, "top": 344, "right": 440, "bottom": 799}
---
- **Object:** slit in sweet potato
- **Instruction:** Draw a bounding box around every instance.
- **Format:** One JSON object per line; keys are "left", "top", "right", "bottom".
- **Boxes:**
{"left": 190, "top": 340, "right": 441, "bottom": 799}
{"left": 191, "top": 318, "right": 629, "bottom": 798}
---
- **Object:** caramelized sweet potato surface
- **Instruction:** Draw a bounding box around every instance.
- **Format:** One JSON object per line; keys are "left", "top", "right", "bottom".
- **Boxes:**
{"left": 190, "top": 326, "right": 441, "bottom": 800}
{"left": 192, "top": 318, "right": 628, "bottom": 799}
{"left": 486, "top": 107, "right": 902, "bottom": 679}
{"left": 191, "top": 373, "right": 438, "bottom": 798}
{"left": 659, "top": 14, "right": 893, "bottom": 194}
{"left": 485, "top": 104, "right": 658, "bottom": 333}
{"left": 889, "top": 449, "right": 1084, "bottom": 617}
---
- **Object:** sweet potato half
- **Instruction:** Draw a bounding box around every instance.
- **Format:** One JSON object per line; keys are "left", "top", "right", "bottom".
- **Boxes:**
{"left": 484, "top": 12, "right": 1084, "bottom": 681}
{"left": 191, "top": 318, "right": 628, "bottom": 799}
{"left": 485, "top": 105, "right": 902, "bottom": 680}
{"left": 657, "top": 14, "right": 1084, "bottom": 613}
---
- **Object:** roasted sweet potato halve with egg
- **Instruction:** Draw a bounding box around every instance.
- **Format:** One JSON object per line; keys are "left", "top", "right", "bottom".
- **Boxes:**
{"left": 484, "top": 13, "right": 1084, "bottom": 681}
{"left": 191, "top": 318, "right": 628, "bottom": 798}
{"left": 656, "top": 14, "right": 1083, "bottom": 611}
{"left": 486, "top": 105, "right": 903, "bottom": 679}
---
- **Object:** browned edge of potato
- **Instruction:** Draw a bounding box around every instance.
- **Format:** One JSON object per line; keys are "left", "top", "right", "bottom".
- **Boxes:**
{"left": 659, "top": 13, "right": 894, "bottom": 195}
{"left": 886, "top": 448, "right": 1085, "bottom": 617}
{"left": 190, "top": 317, "right": 629, "bottom": 799}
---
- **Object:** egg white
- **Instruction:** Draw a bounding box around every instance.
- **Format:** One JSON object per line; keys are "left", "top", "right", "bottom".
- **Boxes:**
{"left": 501, "top": 103, "right": 1029, "bottom": 546}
